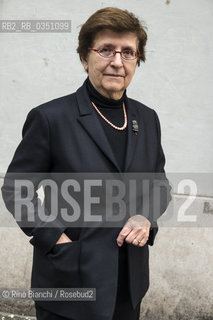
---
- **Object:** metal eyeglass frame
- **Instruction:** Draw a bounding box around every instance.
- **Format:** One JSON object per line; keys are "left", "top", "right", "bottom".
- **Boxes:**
{"left": 88, "top": 47, "right": 141, "bottom": 60}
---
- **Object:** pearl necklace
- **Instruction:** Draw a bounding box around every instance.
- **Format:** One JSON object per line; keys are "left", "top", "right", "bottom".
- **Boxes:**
{"left": 91, "top": 101, "right": 127, "bottom": 131}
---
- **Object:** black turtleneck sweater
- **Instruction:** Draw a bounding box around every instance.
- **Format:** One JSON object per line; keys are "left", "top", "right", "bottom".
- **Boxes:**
{"left": 86, "top": 78, "right": 128, "bottom": 171}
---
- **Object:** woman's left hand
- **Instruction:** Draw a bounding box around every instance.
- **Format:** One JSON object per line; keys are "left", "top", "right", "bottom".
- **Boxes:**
{"left": 116, "top": 215, "right": 151, "bottom": 247}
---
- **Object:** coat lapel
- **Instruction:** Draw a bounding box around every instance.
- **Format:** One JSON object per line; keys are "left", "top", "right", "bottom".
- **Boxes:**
{"left": 123, "top": 98, "right": 139, "bottom": 171}
{"left": 76, "top": 81, "right": 121, "bottom": 172}
{"left": 75, "top": 81, "right": 139, "bottom": 172}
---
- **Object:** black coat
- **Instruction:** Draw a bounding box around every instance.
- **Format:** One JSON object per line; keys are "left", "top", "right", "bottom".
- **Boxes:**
{"left": 1, "top": 80, "right": 171, "bottom": 320}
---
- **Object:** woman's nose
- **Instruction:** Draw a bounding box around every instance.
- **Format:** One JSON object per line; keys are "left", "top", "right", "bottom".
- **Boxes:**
{"left": 110, "top": 52, "right": 124, "bottom": 67}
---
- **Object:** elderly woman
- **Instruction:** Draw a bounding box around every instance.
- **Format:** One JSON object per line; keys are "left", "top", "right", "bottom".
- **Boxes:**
{"left": 1, "top": 7, "right": 171, "bottom": 320}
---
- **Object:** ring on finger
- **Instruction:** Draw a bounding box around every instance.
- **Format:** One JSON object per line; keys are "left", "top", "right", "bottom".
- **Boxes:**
{"left": 134, "top": 237, "right": 141, "bottom": 245}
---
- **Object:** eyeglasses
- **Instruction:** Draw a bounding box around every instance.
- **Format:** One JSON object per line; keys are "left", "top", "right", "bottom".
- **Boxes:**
{"left": 88, "top": 46, "right": 141, "bottom": 60}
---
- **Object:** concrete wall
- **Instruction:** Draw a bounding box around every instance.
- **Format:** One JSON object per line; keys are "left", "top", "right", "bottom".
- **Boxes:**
{"left": 0, "top": 0, "right": 213, "bottom": 319}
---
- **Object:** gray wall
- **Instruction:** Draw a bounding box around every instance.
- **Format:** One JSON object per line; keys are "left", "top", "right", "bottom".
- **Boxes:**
{"left": 0, "top": 0, "right": 213, "bottom": 319}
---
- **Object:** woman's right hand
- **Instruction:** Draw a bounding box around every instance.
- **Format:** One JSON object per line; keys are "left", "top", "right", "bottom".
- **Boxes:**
{"left": 56, "top": 232, "right": 72, "bottom": 244}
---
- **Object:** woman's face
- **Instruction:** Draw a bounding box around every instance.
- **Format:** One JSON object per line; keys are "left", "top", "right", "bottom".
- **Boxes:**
{"left": 82, "top": 29, "right": 138, "bottom": 100}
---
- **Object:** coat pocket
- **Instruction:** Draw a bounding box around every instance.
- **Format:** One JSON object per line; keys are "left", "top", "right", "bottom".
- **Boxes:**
{"left": 47, "top": 240, "right": 81, "bottom": 288}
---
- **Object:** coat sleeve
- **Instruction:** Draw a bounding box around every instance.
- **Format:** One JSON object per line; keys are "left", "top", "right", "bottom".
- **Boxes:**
{"left": 147, "top": 110, "right": 172, "bottom": 246}
{"left": 1, "top": 107, "right": 67, "bottom": 255}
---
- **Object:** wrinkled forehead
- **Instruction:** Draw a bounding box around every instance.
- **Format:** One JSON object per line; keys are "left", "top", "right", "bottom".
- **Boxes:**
{"left": 92, "top": 29, "right": 138, "bottom": 50}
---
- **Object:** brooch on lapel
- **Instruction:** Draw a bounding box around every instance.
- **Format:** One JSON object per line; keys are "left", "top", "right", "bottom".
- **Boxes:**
{"left": 132, "top": 120, "right": 139, "bottom": 135}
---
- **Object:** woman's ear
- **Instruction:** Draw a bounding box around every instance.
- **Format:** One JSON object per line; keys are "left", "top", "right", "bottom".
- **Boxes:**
{"left": 82, "top": 58, "right": 88, "bottom": 73}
